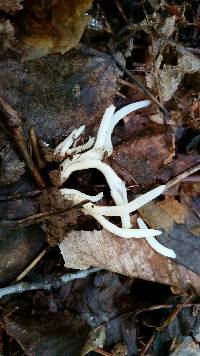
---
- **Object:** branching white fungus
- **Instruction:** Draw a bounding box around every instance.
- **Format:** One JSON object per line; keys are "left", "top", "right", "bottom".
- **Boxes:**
{"left": 55, "top": 101, "right": 176, "bottom": 258}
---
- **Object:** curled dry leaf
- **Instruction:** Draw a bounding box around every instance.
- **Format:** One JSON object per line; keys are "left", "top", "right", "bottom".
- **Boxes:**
{"left": 59, "top": 226, "right": 200, "bottom": 294}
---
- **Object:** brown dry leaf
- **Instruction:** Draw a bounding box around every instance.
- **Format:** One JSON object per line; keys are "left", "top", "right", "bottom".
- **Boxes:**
{"left": 108, "top": 123, "right": 175, "bottom": 187}
{"left": 139, "top": 197, "right": 200, "bottom": 275}
{"left": 19, "top": 0, "right": 92, "bottom": 59}
{"left": 0, "top": 0, "right": 23, "bottom": 14}
{"left": 59, "top": 225, "right": 200, "bottom": 294}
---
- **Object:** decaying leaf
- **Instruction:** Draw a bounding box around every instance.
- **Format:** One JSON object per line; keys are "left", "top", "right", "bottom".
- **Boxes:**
{"left": 0, "top": 48, "right": 119, "bottom": 142}
{"left": 59, "top": 226, "right": 200, "bottom": 294}
{"left": 0, "top": 225, "right": 45, "bottom": 285}
{"left": 19, "top": 0, "right": 92, "bottom": 59}
{"left": 4, "top": 310, "right": 90, "bottom": 356}
{"left": 0, "top": 0, "right": 23, "bottom": 14}
{"left": 139, "top": 197, "right": 200, "bottom": 275}
{"left": 153, "top": 52, "right": 200, "bottom": 102}
{"left": 109, "top": 122, "right": 175, "bottom": 187}
{"left": 81, "top": 325, "right": 106, "bottom": 355}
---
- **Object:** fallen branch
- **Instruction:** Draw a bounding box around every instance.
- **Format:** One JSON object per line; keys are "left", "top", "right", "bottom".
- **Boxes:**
{"left": 0, "top": 97, "right": 45, "bottom": 189}
{"left": 0, "top": 267, "right": 101, "bottom": 299}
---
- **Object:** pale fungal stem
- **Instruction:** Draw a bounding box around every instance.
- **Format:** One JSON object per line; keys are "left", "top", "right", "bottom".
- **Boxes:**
{"left": 97, "top": 100, "right": 150, "bottom": 155}
{"left": 83, "top": 210, "right": 162, "bottom": 238}
{"left": 137, "top": 217, "right": 176, "bottom": 258}
{"left": 66, "top": 137, "right": 95, "bottom": 155}
{"left": 59, "top": 159, "right": 131, "bottom": 228}
{"left": 55, "top": 125, "right": 85, "bottom": 157}
{"left": 60, "top": 188, "right": 104, "bottom": 203}
{"left": 94, "top": 104, "right": 116, "bottom": 151}
{"left": 87, "top": 185, "right": 166, "bottom": 216}
{"left": 52, "top": 100, "right": 178, "bottom": 257}
{"left": 60, "top": 188, "right": 162, "bottom": 239}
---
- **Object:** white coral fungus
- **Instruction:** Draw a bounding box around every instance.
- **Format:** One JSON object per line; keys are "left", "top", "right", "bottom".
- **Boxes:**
{"left": 55, "top": 100, "right": 176, "bottom": 259}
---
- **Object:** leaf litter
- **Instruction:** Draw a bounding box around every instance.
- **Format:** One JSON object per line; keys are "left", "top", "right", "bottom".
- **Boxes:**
{"left": 0, "top": 0, "right": 200, "bottom": 355}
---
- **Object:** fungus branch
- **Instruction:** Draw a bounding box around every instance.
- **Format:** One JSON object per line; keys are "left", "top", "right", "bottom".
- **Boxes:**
{"left": 53, "top": 101, "right": 176, "bottom": 258}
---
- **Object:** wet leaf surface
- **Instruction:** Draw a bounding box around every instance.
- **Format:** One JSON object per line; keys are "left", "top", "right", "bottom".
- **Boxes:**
{"left": 4, "top": 310, "right": 89, "bottom": 356}
{"left": 0, "top": 48, "right": 119, "bottom": 142}
{"left": 0, "top": 225, "right": 45, "bottom": 286}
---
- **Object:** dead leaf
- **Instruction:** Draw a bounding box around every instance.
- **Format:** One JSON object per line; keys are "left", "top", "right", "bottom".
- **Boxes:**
{"left": 0, "top": 48, "right": 119, "bottom": 142}
{"left": 180, "top": 182, "right": 200, "bottom": 219}
{"left": 18, "top": 0, "right": 92, "bottom": 59}
{"left": 139, "top": 197, "right": 200, "bottom": 275}
{"left": 81, "top": 325, "right": 106, "bottom": 355}
{"left": 59, "top": 227, "right": 200, "bottom": 294}
{"left": 158, "top": 153, "right": 200, "bottom": 184}
{"left": 108, "top": 123, "right": 175, "bottom": 187}
{"left": 0, "top": 0, "right": 23, "bottom": 14}
{"left": 0, "top": 225, "right": 45, "bottom": 285}
{"left": 170, "top": 337, "right": 200, "bottom": 356}
{"left": 4, "top": 310, "right": 90, "bottom": 356}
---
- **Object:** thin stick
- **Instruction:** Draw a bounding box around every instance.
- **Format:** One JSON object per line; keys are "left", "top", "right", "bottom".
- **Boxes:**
{"left": 139, "top": 330, "right": 157, "bottom": 356}
{"left": 29, "top": 127, "right": 46, "bottom": 170}
{"left": 115, "top": 0, "right": 128, "bottom": 22}
{"left": 94, "top": 347, "right": 112, "bottom": 356}
{"left": 166, "top": 163, "right": 200, "bottom": 189}
{"left": 0, "top": 267, "right": 101, "bottom": 299}
{"left": 0, "top": 200, "right": 89, "bottom": 229}
{"left": 0, "top": 97, "right": 45, "bottom": 189}
{"left": 109, "top": 49, "right": 169, "bottom": 116}
{"left": 14, "top": 247, "right": 48, "bottom": 283}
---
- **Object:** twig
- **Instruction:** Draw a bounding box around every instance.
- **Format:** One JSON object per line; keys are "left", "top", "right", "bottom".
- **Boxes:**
{"left": 0, "top": 200, "right": 89, "bottom": 229}
{"left": 14, "top": 247, "right": 48, "bottom": 283}
{"left": 0, "top": 97, "right": 45, "bottom": 189}
{"left": 143, "top": 294, "right": 194, "bottom": 330}
{"left": 139, "top": 330, "right": 157, "bottom": 356}
{"left": 135, "top": 302, "right": 196, "bottom": 317}
{"left": 29, "top": 127, "right": 46, "bottom": 170}
{"left": 115, "top": 0, "right": 128, "bottom": 22}
{"left": 109, "top": 49, "right": 169, "bottom": 116}
{"left": 166, "top": 163, "right": 200, "bottom": 189}
{"left": 0, "top": 267, "right": 101, "bottom": 299}
{"left": 94, "top": 347, "right": 112, "bottom": 356}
